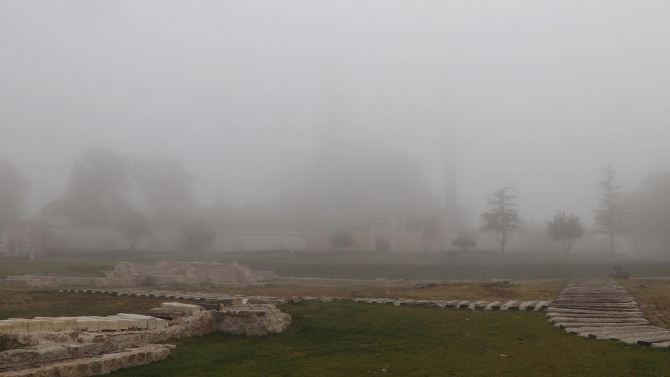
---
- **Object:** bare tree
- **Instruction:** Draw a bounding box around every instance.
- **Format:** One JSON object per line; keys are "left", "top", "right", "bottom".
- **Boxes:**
{"left": 480, "top": 187, "right": 523, "bottom": 253}
{"left": 594, "top": 166, "right": 626, "bottom": 254}
{"left": 182, "top": 219, "right": 216, "bottom": 253}
{"left": 132, "top": 159, "right": 194, "bottom": 229}
{"left": 547, "top": 212, "right": 586, "bottom": 254}
{"left": 452, "top": 237, "right": 477, "bottom": 251}
{"left": 330, "top": 231, "right": 353, "bottom": 251}
{"left": 59, "top": 147, "right": 130, "bottom": 227}
{"left": 116, "top": 208, "right": 152, "bottom": 250}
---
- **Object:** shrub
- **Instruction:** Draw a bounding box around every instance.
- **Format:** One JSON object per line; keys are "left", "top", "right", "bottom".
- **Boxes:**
{"left": 0, "top": 334, "right": 24, "bottom": 352}
{"left": 610, "top": 264, "right": 629, "bottom": 279}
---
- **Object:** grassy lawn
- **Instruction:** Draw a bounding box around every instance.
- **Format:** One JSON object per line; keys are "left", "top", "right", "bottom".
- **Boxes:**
{"left": 2, "top": 290, "right": 670, "bottom": 376}
{"left": 0, "top": 289, "right": 165, "bottom": 319}
{"left": 221, "top": 279, "right": 564, "bottom": 301}
{"left": 0, "top": 257, "right": 115, "bottom": 278}
{"left": 620, "top": 278, "right": 670, "bottom": 328}
{"left": 104, "top": 301, "right": 670, "bottom": 377}
{"left": 7, "top": 249, "right": 670, "bottom": 280}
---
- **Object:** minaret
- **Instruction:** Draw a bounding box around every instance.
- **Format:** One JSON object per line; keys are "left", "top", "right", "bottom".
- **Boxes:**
{"left": 318, "top": 37, "right": 344, "bottom": 162}
{"left": 443, "top": 126, "right": 460, "bottom": 234}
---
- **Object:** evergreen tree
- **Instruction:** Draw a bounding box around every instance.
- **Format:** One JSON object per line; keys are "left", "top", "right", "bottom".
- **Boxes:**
{"left": 594, "top": 166, "right": 626, "bottom": 254}
{"left": 480, "top": 187, "right": 524, "bottom": 253}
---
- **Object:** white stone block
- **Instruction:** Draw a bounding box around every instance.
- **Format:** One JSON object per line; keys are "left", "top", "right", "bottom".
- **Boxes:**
{"left": 116, "top": 314, "right": 149, "bottom": 329}
{"left": 160, "top": 302, "right": 201, "bottom": 316}
{"left": 26, "top": 320, "right": 41, "bottom": 333}
{"left": 9, "top": 320, "right": 27, "bottom": 334}
{"left": 59, "top": 317, "right": 78, "bottom": 331}
{"left": 76, "top": 318, "right": 90, "bottom": 331}
{"left": 85, "top": 318, "right": 100, "bottom": 332}
{"left": 39, "top": 320, "right": 54, "bottom": 332}
{"left": 53, "top": 321, "right": 65, "bottom": 332}
{"left": 115, "top": 318, "right": 129, "bottom": 330}
{"left": 0, "top": 322, "right": 11, "bottom": 334}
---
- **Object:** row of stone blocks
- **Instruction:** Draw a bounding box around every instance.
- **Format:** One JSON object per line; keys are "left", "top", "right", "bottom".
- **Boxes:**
{"left": 0, "top": 344, "right": 172, "bottom": 377}
{"left": 0, "top": 314, "right": 167, "bottom": 335}
{"left": 352, "top": 298, "right": 551, "bottom": 311}
{"left": 63, "top": 288, "right": 284, "bottom": 305}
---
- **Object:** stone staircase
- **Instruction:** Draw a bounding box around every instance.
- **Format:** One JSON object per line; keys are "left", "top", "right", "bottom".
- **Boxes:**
{"left": 548, "top": 279, "right": 670, "bottom": 347}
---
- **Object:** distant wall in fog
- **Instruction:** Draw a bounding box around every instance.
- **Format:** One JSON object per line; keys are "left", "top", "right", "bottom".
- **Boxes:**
{"left": 45, "top": 228, "right": 308, "bottom": 252}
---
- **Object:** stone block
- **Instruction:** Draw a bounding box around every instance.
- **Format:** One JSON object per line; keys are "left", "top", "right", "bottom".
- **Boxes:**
{"left": 0, "top": 321, "right": 12, "bottom": 334}
{"left": 93, "top": 318, "right": 109, "bottom": 331}
{"left": 26, "top": 320, "right": 41, "bottom": 333}
{"left": 106, "top": 318, "right": 120, "bottom": 331}
{"left": 116, "top": 314, "right": 150, "bottom": 330}
{"left": 147, "top": 317, "right": 157, "bottom": 330}
{"left": 53, "top": 321, "right": 65, "bottom": 332}
{"left": 484, "top": 301, "right": 501, "bottom": 311}
{"left": 160, "top": 302, "right": 201, "bottom": 316}
{"left": 116, "top": 318, "right": 130, "bottom": 330}
{"left": 76, "top": 318, "right": 89, "bottom": 331}
{"left": 10, "top": 320, "right": 28, "bottom": 333}
{"left": 40, "top": 320, "right": 54, "bottom": 332}
{"left": 59, "top": 317, "right": 78, "bottom": 331}
{"left": 85, "top": 318, "right": 100, "bottom": 332}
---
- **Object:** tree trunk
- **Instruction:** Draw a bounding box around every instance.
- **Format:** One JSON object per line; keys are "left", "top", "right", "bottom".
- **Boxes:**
{"left": 610, "top": 232, "right": 615, "bottom": 254}
{"left": 501, "top": 228, "right": 506, "bottom": 253}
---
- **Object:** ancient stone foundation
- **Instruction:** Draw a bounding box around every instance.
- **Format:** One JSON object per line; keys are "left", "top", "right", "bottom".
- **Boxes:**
{"left": 0, "top": 344, "right": 173, "bottom": 377}
{"left": 0, "top": 260, "right": 276, "bottom": 288}
{"left": 0, "top": 302, "right": 291, "bottom": 376}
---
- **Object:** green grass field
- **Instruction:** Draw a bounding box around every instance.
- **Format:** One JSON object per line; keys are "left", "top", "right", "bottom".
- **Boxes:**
{"left": 104, "top": 301, "right": 670, "bottom": 377}
{"left": 6, "top": 249, "right": 670, "bottom": 280}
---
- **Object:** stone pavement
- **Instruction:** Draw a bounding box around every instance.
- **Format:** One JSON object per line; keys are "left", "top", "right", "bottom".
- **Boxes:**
{"left": 548, "top": 279, "right": 670, "bottom": 347}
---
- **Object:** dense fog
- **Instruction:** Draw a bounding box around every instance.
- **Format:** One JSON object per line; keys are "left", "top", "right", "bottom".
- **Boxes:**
{"left": 2, "top": 1, "right": 670, "bottom": 256}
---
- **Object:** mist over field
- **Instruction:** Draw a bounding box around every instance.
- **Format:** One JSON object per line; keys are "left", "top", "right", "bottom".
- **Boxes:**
{"left": 1, "top": 1, "right": 670, "bottom": 258}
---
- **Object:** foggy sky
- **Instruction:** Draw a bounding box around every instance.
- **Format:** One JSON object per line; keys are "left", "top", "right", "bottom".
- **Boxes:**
{"left": 2, "top": 1, "right": 670, "bottom": 226}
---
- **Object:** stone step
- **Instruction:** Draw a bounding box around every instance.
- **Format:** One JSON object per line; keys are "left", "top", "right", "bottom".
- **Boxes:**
{"left": 547, "top": 308, "right": 643, "bottom": 316}
{"left": 574, "top": 326, "right": 656, "bottom": 338}
{"left": 636, "top": 333, "right": 670, "bottom": 346}
{"left": 557, "top": 322, "right": 648, "bottom": 329}
{"left": 550, "top": 317, "right": 648, "bottom": 324}
{"left": 595, "top": 329, "right": 662, "bottom": 340}
{"left": 566, "top": 325, "right": 652, "bottom": 335}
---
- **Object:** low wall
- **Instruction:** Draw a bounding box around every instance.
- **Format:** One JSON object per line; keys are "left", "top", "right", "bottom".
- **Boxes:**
{"left": 0, "top": 261, "right": 276, "bottom": 288}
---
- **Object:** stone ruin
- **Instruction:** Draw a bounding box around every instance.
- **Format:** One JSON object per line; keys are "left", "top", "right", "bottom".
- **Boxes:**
{"left": 0, "top": 301, "right": 292, "bottom": 376}
{"left": 0, "top": 260, "right": 276, "bottom": 288}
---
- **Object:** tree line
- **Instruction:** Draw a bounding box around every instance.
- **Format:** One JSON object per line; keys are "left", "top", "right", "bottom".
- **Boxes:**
{"left": 463, "top": 165, "right": 661, "bottom": 255}
{"left": 2, "top": 149, "right": 670, "bottom": 255}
